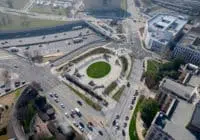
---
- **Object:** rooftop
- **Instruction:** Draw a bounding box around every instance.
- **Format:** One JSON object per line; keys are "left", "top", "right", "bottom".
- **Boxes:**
{"left": 189, "top": 102, "right": 200, "bottom": 131}
{"left": 147, "top": 14, "right": 187, "bottom": 45}
{"left": 148, "top": 14, "right": 187, "bottom": 36}
{"left": 163, "top": 100, "right": 197, "bottom": 140}
{"left": 160, "top": 78, "right": 195, "bottom": 101}
{"left": 178, "top": 26, "right": 200, "bottom": 52}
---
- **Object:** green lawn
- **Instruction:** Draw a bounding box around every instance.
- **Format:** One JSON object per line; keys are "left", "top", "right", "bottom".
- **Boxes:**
{"left": 129, "top": 95, "right": 145, "bottom": 140}
{"left": 30, "top": 5, "right": 67, "bottom": 16}
{"left": 87, "top": 61, "right": 111, "bottom": 78}
{"left": 0, "top": 12, "right": 66, "bottom": 31}
{"left": 147, "top": 60, "right": 160, "bottom": 73}
{"left": 0, "top": 0, "right": 29, "bottom": 9}
{"left": 23, "top": 101, "right": 36, "bottom": 133}
{"left": 113, "top": 86, "right": 125, "bottom": 101}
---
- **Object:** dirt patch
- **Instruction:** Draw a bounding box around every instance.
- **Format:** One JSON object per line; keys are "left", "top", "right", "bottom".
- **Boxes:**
{"left": 0, "top": 89, "right": 22, "bottom": 130}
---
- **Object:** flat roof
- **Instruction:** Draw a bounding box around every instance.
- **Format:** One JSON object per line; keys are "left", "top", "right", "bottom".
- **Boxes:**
{"left": 178, "top": 26, "right": 200, "bottom": 52}
{"left": 160, "top": 78, "right": 194, "bottom": 101}
{"left": 148, "top": 14, "right": 187, "bottom": 36}
{"left": 163, "top": 100, "right": 197, "bottom": 140}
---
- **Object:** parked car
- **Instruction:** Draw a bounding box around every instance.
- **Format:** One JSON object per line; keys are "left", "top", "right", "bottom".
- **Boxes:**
{"left": 98, "top": 130, "right": 103, "bottom": 136}
{"left": 77, "top": 100, "right": 83, "bottom": 106}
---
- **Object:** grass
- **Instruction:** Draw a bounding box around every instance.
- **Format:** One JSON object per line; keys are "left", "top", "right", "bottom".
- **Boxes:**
{"left": 147, "top": 60, "right": 160, "bottom": 73}
{"left": 30, "top": 5, "right": 67, "bottom": 16}
{"left": 23, "top": 101, "right": 36, "bottom": 133}
{"left": 0, "top": 0, "right": 29, "bottom": 9}
{"left": 0, "top": 12, "right": 66, "bottom": 31}
{"left": 129, "top": 95, "right": 145, "bottom": 140}
{"left": 113, "top": 85, "right": 125, "bottom": 101}
{"left": 87, "top": 61, "right": 111, "bottom": 78}
{"left": 66, "top": 84, "right": 102, "bottom": 111}
{"left": 104, "top": 81, "right": 117, "bottom": 95}
{"left": 15, "top": 88, "right": 22, "bottom": 99}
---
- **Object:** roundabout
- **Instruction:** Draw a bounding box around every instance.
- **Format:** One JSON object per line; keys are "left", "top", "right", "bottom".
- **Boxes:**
{"left": 87, "top": 61, "right": 111, "bottom": 78}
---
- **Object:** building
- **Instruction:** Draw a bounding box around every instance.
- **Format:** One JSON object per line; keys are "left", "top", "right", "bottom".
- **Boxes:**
{"left": 173, "top": 26, "right": 200, "bottom": 66}
{"left": 146, "top": 70, "right": 200, "bottom": 140}
{"left": 145, "top": 120, "right": 175, "bottom": 140}
{"left": 159, "top": 78, "right": 196, "bottom": 102}
{"left": 145, "top": 99, "right": 197, "bottom": 140}
{"left": 152, "top": 0, "right": 200, "bottom": 16}
{"left": 144, "top": 14, "right": 187, "bottom": 53}
{"left": 187, "top": 102, "right": 200, "bottom": 133}
{"left": 83, "top": 0, "right": 121, "bottom": 11}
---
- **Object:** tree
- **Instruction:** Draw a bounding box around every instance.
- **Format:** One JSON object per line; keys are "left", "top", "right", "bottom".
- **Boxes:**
{"left": 140, "top": 98, "right": 159, "bottom": 128}
{"left": 2, "top": 69, "right": 10, "bottom": 84}
{"left": 31, "top": 50, "right": 43, "bottom": 63}
{"left": 5, "top": 105, "right": 9, "bottom": 110}
{"left": 30, "top": 81, "right": 42, "bottom": 91}
{"left": 35, "top": 96, "right": 46, "bottom": 109}
{"left": 7, "top": 0, "right": 13, "bottom": 8}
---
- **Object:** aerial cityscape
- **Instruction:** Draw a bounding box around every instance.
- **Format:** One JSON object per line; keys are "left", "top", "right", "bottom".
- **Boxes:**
{"left": 0, "top": 0, "right": 199, "bottom": 140}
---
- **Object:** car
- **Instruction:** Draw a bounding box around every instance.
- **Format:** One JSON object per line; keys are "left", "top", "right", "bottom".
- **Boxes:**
{"left": 134, "top": 90, "right": 139, "bottom": 96}
{"left": 122, "top": 129, "right": 126, "bottom": 136}
{"left": 127, "top": 82, "right": 130, "bottom": 87}
{"left": 129, "top": 105, "right": 133, "bottom": 110}
{"left": 60, "top": 104, "right": 65, "bottom": 108}
{"left": 133, "top": 96, "right": 136, "bottom": 100}
{"left": 5, "top": 88, "right": 11, "bottom": 92}
{"left": 116, "top": 125, "right": 120, "bottom": 130}
{"left": 88, "top": 122, "right": 93, "bottom": 126}
{"left": 0, "top": 85, "right": 5, "bottom": 88}
{"left": 116, "top": 115, "right": 120, "bottom": 119}
{"left": 131, "top": 100, "right": 135, "bottom": 105}
{"left": 14, "top": 81, "right": 20, "bottom": 87}
{"left": 112, "top": 120, "right": 116, "bottom": 126}
{"left": 14, "top": 65, "right": 18, "bottom": 68}
{"left": 79, "top": 122, "right": 85, "bottom": 128}
{"left": 87, "top": 124, "right": 93, "bottom": 131}
{"left": 98, "top": 130, "right": 103, "bottom": 136}
{"left": 22, "top": 81, "right": 26, "bottom": 85}
{"left": 125, "top": 116, "right": 129, "bottom": 121}
{"left": 77, "top": 100, "right": 83, "bottom": 106}
{"left": 70, "top": 113, "right": 75, "bottom": 118}
{"left": 78, "top": 126, "right": 84, "bottom": 132}
{"left": 49, "top": 93, "right": 53, "bottom": 97}
{"left": 54, "top": 93, "right": 58, "bottom": 98}
{"left": 54, "top": 98, "right": 59, "bottom": 103}
{"left": 123, "top": 122, "right": 127, "bottom": 128}
{"left": 64, "top": 112, "right": 69, "bottom": 118}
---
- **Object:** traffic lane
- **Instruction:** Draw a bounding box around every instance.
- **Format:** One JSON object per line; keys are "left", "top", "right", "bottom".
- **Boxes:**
{"left": 46, "top": 89, "right": 106, "bottom": 140}
{"left": 15, "top": 31, "right": 102, "bottom": 56}
{"left": 0, "top": 27, "right": 96, "bottom": 48}
{"left": 50, "top": 41, "right": 108, "bottom": 66}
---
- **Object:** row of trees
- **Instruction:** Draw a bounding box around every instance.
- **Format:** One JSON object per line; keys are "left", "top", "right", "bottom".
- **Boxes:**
{"left": 140, "top": 98, "right": 159, "bottom": 128}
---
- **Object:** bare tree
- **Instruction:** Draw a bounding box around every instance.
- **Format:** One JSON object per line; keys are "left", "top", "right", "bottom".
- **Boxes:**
{"left": 32, "top": 50, "right": 43, "bottom": 63}
{"left": 23, "top": 50, "right": 32, "bottom": 61}
{"left": 2, "top": 69, "right": 10, "bottom": 84}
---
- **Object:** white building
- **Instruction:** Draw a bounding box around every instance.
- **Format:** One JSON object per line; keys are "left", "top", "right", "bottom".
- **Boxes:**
{"left": 83, "top": 0, "right": 121, "bottom": 11}
{"left": 173, "top": 26, "right": 200, "bottom": 66}
{"left": 144, "top": 14, "right": 187, "bottom": 53}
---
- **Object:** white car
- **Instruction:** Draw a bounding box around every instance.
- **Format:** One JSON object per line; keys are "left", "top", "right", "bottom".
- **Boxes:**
{"left": 64, "top": 112, "right": 69, "bottom": 118}
{"left": 60, "top": 104, "right": 65, "bottom": 108}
